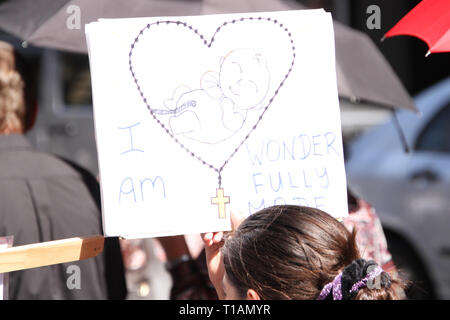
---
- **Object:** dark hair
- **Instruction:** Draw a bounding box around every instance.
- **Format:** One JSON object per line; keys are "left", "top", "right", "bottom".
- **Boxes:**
{"left": 222, "top": 205, "right": 405, "bottom": 300}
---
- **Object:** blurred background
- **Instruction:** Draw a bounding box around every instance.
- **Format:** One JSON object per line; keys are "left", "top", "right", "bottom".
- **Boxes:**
{"left": 0, "top": 0, "right": 448, "bottom": 299}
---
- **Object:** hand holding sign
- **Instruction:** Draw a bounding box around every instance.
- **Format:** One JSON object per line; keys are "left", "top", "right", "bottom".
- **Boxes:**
{"left": 201, "top": 210, "right": 246, "bottom": 298}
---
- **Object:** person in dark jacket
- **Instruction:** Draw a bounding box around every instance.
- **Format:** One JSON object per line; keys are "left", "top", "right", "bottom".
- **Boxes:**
{"left": 0, "top": 40, "right": 127, "bottom": 299}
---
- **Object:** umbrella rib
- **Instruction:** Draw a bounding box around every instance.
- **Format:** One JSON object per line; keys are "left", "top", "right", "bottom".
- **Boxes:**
{"left": 26, "top": 0, "right": 74, "bottom": 43}
{"left": 0, "top": 0, "right": 71, "bottom": 42}
{"left": 392, "top": 110, "right": 410, "bottom": 153}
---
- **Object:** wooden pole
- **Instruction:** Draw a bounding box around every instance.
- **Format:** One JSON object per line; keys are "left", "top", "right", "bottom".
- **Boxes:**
{"left": 0, "top": 235, "right": 104, "bottom": 273}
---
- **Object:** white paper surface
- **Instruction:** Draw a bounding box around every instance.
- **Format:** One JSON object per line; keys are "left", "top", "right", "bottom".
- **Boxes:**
{"left": 85, "top": 9, "right": 348, "bottom": 238}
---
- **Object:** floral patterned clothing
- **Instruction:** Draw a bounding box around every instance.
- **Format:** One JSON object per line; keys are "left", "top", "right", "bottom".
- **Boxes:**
{"left": 343, "top": 200, "right": 395, "bottom": 272}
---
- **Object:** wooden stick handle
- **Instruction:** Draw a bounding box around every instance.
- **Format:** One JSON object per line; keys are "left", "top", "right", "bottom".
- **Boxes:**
{"left": 0, "top": 235, "right": 104, "bottom": 273}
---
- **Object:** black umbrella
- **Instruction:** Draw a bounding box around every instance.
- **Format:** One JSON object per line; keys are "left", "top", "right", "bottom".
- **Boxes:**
{"left": 0, "top": 0, "right": 416, "bottom": 113}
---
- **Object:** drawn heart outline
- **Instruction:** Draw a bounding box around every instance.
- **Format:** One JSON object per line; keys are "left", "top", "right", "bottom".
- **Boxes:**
{"left": 129, "top": 16, "right": 296, "bottom": 187}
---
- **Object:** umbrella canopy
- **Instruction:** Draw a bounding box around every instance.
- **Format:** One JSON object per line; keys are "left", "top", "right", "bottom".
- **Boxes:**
{"left": 333, "top": 22, "right": 416, "bottom": 112}
{"left": 384, "top": 0, "right": 450, "bottom": 56}
{"left": 0, "top": 0, "right": 416, "bottom": 111}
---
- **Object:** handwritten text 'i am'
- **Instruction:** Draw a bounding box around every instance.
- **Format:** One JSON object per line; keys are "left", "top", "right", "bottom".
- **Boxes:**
{"left": 117, "top": 122, "right": 166, "bottom": 204}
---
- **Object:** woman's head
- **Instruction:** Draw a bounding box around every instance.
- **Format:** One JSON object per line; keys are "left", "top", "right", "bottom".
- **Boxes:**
{"left": 0, "top": 41, "right": 25, "bottom": 134}
{"left": 0, "top": 41, "right": 37, "bottom": 134}
{"left": 221, "top": 205, "right": 403, "bottom": 300}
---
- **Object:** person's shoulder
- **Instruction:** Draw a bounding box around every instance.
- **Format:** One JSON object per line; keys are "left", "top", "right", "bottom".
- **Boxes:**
{"left": 30, "top": 151, "right": 81, "bottom": 176}
{"left": 0, "top": 142, "right": 83, "bottom": 180}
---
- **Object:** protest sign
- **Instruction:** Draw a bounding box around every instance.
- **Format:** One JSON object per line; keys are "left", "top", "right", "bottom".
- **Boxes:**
{"left": 85, "top": 9, "right": 348, "bottom": 238}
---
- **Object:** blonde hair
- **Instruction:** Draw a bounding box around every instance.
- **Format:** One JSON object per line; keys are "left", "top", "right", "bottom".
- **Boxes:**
{"left": 0, "top": 41, "right": 25, "bottom": 133}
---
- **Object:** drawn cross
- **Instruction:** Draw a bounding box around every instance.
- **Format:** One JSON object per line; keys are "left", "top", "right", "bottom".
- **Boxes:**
{"left": 211, "top": 188, "right": 230, "bottom": 219}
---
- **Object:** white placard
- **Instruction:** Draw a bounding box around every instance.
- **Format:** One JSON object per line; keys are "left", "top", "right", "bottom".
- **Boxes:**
{"left": 86, "top": 9, "right": 348, "bottom": 238}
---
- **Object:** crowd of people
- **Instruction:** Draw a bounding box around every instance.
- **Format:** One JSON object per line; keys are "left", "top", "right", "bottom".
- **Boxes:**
{"left": 0, "top": 40, "right": 406, "bottom": 300}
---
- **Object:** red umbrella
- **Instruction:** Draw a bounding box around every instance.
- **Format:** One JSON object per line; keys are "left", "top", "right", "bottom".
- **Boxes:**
{"left": 383, "top": 0, "right": 450, "bottom": 56}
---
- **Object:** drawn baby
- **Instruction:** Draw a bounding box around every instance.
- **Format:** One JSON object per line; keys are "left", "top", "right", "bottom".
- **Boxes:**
{"left": 219, "top": 48, "right": 270, "bottom": 115}
{"left": 164, "top": 48, "right": 270, "bottom": 144}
